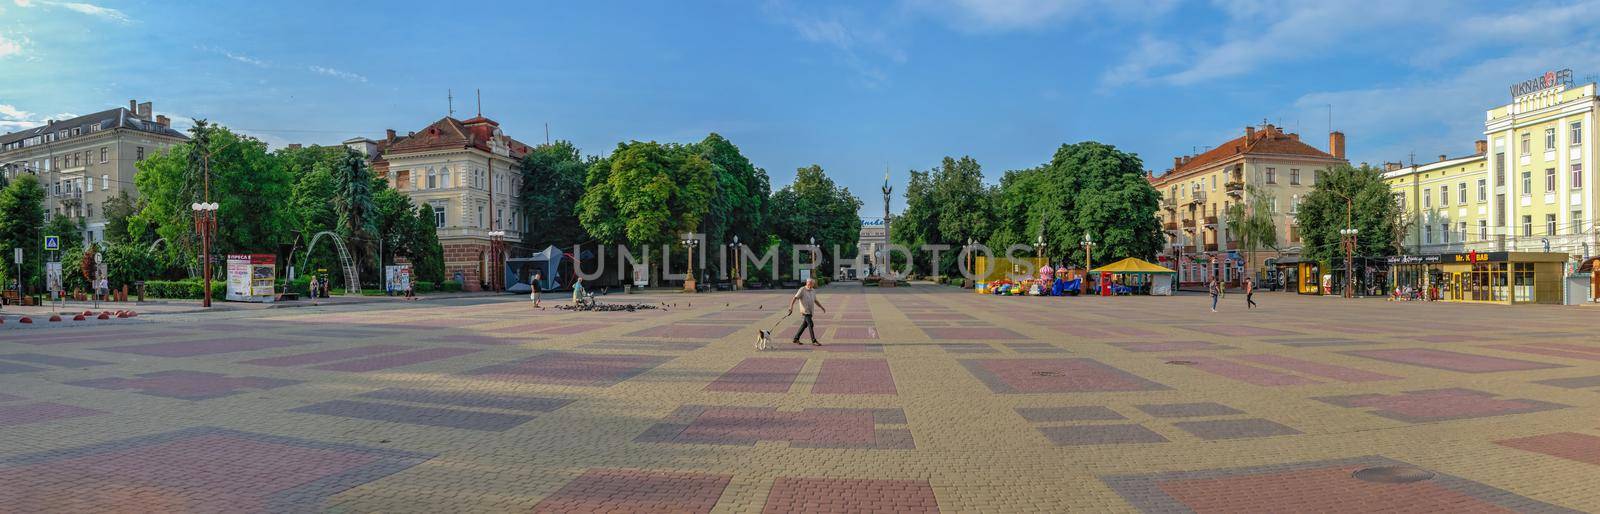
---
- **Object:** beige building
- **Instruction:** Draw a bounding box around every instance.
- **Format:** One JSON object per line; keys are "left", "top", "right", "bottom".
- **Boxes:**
{"left": 347, "top": 115, "right": 531, "bottom": 291}
{"left": 0, "top": 99, "right": 186, "bottom": 243}
{"left": 1149, "top": 124, "right": 1348, "bottom": 285}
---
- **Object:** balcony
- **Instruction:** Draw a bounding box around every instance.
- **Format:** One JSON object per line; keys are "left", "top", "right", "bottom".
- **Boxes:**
{"left": 1225, "top": 180, "right": 1244, "bottom": 197}
{"left": 1163, "top": 221, "right": 1178, "bottom": 231}
{"left": 1204, "top": 215, "right": 1218, "bottom": 227}
{"left": 1188, "top": 191, "right": 1208, "bottom": 205}
{"left": 1161, "top": 197, "right": 1177, "bottom": 210}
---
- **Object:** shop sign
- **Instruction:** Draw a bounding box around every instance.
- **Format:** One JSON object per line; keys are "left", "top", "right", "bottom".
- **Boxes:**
{"left": 1443, "top": 251, "right": 1507, "bottom": 263}
{"left": 1386, "top": 254, "right": 1440, "bottom": 264}
{"left": 1510, "top": 69, "right": 1573, "bottom": 98}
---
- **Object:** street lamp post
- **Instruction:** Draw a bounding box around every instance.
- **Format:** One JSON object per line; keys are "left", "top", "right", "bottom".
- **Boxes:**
{"left": 1340, "top": 227, "right": 1359, "bottom": 298}
{"left": 488, "top": 230, "right": 506, "bottom": 292}
{"left": 1080, "top": 232, "right": 1096, "bottom": 271}
{"left": 1033, "top": 234, "right": 1046, "bottom": 261}
{"left": 681, "top": 233, "right": 699, "bottom": 293}
{"left": 729, "top": 235, "right": 741, "bottom": 290}
{"left": 190, "top": 202, "right": 219, "bottom": 307}
{"left": 966, "top": 237, "right": 975, "bottom": 288}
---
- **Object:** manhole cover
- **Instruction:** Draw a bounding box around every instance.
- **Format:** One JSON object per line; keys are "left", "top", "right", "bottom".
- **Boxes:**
{"left": 1032, "top": 371, "right": 1064, "bottom": 377}
{"left": 1165, "top": 360, "right": 1197, "bottom": 365}
{"left": 1352, "top": 466, "right": 1435, "bottom": 483}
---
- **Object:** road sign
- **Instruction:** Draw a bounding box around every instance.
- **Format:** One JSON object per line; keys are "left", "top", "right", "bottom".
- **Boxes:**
{"left": 12, "top": 248, "right": 19, "bottom": 264}
{"left": 43, "top": 236, "right": 59, "bottom": 251}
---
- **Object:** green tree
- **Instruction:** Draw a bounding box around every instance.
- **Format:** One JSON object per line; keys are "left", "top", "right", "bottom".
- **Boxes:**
{"left": 1225, "top": 184, "right": 1279, "bottom": 279}
{"left": 518, "top": 140, "right": 592, "bottom": 247}
{"left": 1296, "top": 164, "right": 1401, "bottom": 264}
{"left": 132, "top": 120, "right": 295, "bottom": 263}
{"left": 102, "top": 190, "right": 142, "bottom": 244}
{"left": 770, "top": 165, "right": 863, "bottom": 277}
{"left": 696, "top": 133, "right": 770, "bottom": 275}
{"left": 891, "top": 170, "right": 937, "bottom": 275}
{"left": 578, "top": 141, "right": 715, "bottom": 280}
{"left": 990, "top": 142, "right": 1163, "bottom": 266}
{"left": 0, "top": 174, "right": 45, "bottom": 292}
{"left": 410, "top": 204, "right": 445, "bottom": 283}
{"left": 43, "top": 215, "right": 86, "bottom": 254}
{"left": 372, "top": 187, "right": 413, "bottom": 268}
{"left": 332, "top": 148, "right": 376, "bottom": 282}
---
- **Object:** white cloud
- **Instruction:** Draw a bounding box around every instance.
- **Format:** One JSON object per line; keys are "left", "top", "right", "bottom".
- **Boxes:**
{"left": 0, "top": 104, "right": 29, "bottom": 119}
{"left": 766, "top": 2, "right": 904, "bottom": 87}
{"left": 308, "top": 65, "right": 368, "bottom": 83}
{"left": 11, "top": 0, "right": 29, "bottom": 6}
{"left": 906, "top": 0, "right": 1176, "bottom": 32}
{"left": 0, "top": 32, "right": 25, "bottom": 59}
{"left": 57, "top": 2, "right": 128, "bottom": 22}
{"left": 1098, "top": 35, "right": 1182, "bottom": 89}
{"left": 198, "top": 45, "right": 269, "bottom": 68}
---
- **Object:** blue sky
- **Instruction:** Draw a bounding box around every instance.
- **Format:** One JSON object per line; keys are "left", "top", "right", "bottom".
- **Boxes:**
{"left": 3, "top": 0, "right": 1599, "bottom": 217}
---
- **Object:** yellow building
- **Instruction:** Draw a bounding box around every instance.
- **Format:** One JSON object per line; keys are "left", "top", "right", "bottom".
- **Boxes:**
{"left": 1149, "top": 124, "right": 1347, "bottom": 286}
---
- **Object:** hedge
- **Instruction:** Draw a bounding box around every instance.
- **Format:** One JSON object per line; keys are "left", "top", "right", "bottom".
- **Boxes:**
{"left": 143, "top": 280, "right": 227, "bottom": 300}
{"left": 438, "top": 280, "right": 463, "bottom": 292}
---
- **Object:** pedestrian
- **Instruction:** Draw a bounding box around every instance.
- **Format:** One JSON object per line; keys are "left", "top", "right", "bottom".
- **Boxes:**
{"left": 530, "top": 272, "right": 543, "bottom": 308}
{"left": 787, "top": 278, "right": 826, "bottom": 346}
{"left": 1245, "top": 276, "right": 1257, "bottom": 309}
{"left": 307, "top": 275, "right": 319, "bottom": 299}
{"left": 1208, "top": 278, "right": 1219, "bottom": 312}
{"left": 571, "top": 277, "right": 586, "bottom": 306}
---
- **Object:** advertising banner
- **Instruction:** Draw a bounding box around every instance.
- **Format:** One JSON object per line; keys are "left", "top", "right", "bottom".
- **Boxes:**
{"left": 385, "top": 264, "right": 412, "bottom": 294}
{"left": 226, "top": 254, "right": 276, "bottom": 302}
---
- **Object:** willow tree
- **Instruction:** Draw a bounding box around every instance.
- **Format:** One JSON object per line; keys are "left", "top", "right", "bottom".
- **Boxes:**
{"left": 1225, "top": 184, "right": 1278, "bottom": 280}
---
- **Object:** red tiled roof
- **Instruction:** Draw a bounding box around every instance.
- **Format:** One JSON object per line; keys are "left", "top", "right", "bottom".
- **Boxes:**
{"left": 383, "top": 116, "right": 528, "bottom": 160}
{"left": 1154, "top": 126, "right": 1342, "bottom": 184}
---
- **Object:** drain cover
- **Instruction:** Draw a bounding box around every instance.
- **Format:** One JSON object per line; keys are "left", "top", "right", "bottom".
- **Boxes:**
{"left": 1165, "top": 360, "right": 1197, "bottom": 365}
{"left": 1352, "top": 466, "right": 1435, "bottom": 483}
{"left": 1032, "top": 371, "right": 1064, "bottom": 377}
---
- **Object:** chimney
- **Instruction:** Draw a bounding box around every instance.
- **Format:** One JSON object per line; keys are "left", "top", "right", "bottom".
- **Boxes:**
{"left": 1288, "top": 132, "right": 1299, "bottom": 141}
{"left": 155, "top": 115, "right": 170, "bottom": 127}
{"left": 1384, "top": 161, "right": 1403, "bottom": 171}
{"left": 287, "top": 143, "right": 302, "bottom": 150}
{"left": 1438, "top": 154, "right": 1447, "bottom": 162}
{"left": 1245, "top": 126, "right": 1256, "bottom": 140}
{"left": 1329, "top": 131, "right": 1346, "bottom": 159}
{"left": 386, "top": 129, "right": 396, "bottom": 143}
{"left": 136, "top": 102, "right": 152, "bottom": 120}
{"left": 128, "top": 99, "right": 137, "bottom": 112}
{"left": 1174, "top": 156, "right": 1183, "bottom": 169}
{"left": 1474, "top": 139, "right": 1487, "bottom": 155}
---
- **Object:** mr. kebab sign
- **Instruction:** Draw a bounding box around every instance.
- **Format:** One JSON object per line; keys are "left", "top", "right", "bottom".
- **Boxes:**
{"left": 1510, "top": 69, "right": 1574, "bottom": 98}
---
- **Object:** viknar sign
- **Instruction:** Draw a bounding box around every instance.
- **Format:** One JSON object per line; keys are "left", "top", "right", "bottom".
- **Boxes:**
{"left": 1510, "top": 68, "right": 1573, "bottom": 98}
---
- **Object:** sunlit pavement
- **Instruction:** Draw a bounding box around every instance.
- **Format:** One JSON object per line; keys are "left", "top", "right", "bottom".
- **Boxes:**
{"left": 1, "top": 284, "right": 1597, "bottom": 512}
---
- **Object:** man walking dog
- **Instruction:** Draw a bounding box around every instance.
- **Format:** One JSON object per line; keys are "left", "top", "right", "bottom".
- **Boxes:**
{"left": 787, "top": 279, "right": 826, "bottom": 346}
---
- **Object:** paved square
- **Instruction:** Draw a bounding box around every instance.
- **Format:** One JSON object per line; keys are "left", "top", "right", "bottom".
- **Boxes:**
{"left": 4, "top": 286, "right": 1600, "bottom": 511}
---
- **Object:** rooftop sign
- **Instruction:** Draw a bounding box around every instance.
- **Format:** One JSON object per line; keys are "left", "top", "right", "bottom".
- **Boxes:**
{"left": 1510, "top": 69, "right": 1573, "bottom": 98}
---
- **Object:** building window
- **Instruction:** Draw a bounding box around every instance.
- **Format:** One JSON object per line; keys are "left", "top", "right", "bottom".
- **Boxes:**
{"left": 1520, "top": 133, "right": 1531, "bottom": 156}
{"left": 1458, "top": 183, "right": 1467, "bottom": 204}
{"left": 1521, "top": 171, "right": 1531, "bottom": 195}
{"left": 1423, "top": 189, "right": 1431, "bottom": 208}
{"left": 1547, "top": 214, "right": 1557, "bottom": 235}
{"left": 1522, "top": 215, "right": 1532, "bottom": 237}
{"left": 1477, "top": 179, "right": 1487, "bottom": 201}
{"left": 1546, "top": 128, "right": 1557, "bottom": 150}
{"left": 1545, "top": 168, "right": 1556, "bottom": 192}
{"left": 1312, "top": 170, "right": 1321, "bottom": 185}
{"left": 1574, "top": 163, "right": 1584, "bottom": 189}
{"left": 101, "top": 175, "right": 108, "bottom": 190}
{"left": 1265, "top": 168, "right": 1275, "bottom": 184}
{"left": 1393, "top": 192, "right": 1405, "bottom": 211}
{"left": 1573, "top": 210, "right": 1584, "bottom": 233}
{"left": 1439, "top": 185, "right": 1448, "bottom": 206}
{"left": 87, "top": 178, "right": 94, "bottom": 192}
{"left": 1479, "top": 220, "right": 1488, "bottom": 240}
{"left": 99, "top": 147, "right": 107, "bottom": 163}
{"left": 439, "top": 166, "right": 450, "bottom": 188}
{"left": 432, "top": 204, "right": 446, "bottom": 228}
{"left": 136, "top": 146, "right": 144, "bottom": 161}
{"left": 426, "top": 168, "right": 436, "bottom": 189}
{"left": 1458, "top": 221, "right": 1466, "bottom": 240}
{"left": 1441, "top": 222, "right": 1450, "bottom": 243}
{"left": 1494, "top": 153, "right": 1505, "bottom": 186}
{"left": 1289, "top": 169, "right": 1300, "bottom": 185}
{"left": 477, "top": 206, "right": 484, "bottom": 228}
{"left": 1572, "top": 121, "right": 1583, "bottom": 147}
{"left": 1424, "top": 224, "right": 1433, "bottom": 244}
{"left": 1495, "top": 194, "right": 1505, "bottom": 226}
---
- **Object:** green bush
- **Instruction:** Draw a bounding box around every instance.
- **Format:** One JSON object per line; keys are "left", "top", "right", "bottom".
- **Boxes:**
{"left": 414, "top": 281, "right": 435, "bottom": 293}
{"left": 439, "top": 280, "right": 463, "bottom": 292}
{"left": 142, "top": 279, "right": 227, "bottom": 299}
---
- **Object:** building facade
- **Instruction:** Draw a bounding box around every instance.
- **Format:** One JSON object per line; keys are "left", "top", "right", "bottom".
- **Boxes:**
{"left": 347, "top": 116, "right": 531, "bottom": 291}
{"left": 0, "top": 99, "right": 186, "bottom": 243}
{"left": 1385, "top": 74, "right": 1597, "bottom": 258}
{"left": 1149, "top": 124, "right": 1348, "bottom": 285}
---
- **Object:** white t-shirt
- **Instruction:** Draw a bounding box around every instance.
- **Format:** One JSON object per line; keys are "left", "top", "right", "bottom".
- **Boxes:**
{"left": 793, "top": 287, "right": 817, "bottom": 315}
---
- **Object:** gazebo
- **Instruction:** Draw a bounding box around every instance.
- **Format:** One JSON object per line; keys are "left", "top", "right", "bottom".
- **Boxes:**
{"left": 1090, "top": 257, "right": 1177, "bottom": 296}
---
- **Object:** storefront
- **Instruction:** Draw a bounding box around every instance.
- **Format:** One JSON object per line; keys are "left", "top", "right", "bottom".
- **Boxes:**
{"left": 1387, "top": 252, "right": 1566, "bottom": 304}
{"left": 1269, "top": 257, "right": 1321, "bottom": 294}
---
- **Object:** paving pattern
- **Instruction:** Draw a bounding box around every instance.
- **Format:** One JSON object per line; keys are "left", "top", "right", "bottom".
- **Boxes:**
{"left": 2, "top": 286, "right": 1600, "bottom": 511}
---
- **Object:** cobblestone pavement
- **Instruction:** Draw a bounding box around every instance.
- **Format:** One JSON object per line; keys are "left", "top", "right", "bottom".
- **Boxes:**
{"left": 2, "top": 285, "right": 1599, "bottom": 512}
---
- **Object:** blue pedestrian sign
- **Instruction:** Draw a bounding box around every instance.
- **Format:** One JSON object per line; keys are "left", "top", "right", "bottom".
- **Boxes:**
{"left": 44, "top": 235, "right": 59, "bottom": 251}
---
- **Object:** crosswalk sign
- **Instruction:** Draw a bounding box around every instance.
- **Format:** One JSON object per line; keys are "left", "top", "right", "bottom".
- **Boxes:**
{"left": 44, "top": 236, "right": 59, "bottom": 251}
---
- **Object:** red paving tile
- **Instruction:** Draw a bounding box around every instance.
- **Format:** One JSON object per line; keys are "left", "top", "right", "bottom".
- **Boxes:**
{"left": 1344, "top": 348, "right": 1565, "bottom": 373}
{"left": 961, "top": 358, "right": 1168, "bottom": 393}
{"left": 1316, "top": 388, "right": 1565, "bottom": 423}
{"left": 924, "top": 327, "right": 1026, "bottom": 340}
{"left": 239, "top": 345, "right": 412, "bottom": 367}
{"left": 94, "top": 337, "right": 314, "bottom": 357}
{"left": 1486, "top": 344, "right": 1600, "bottom": 362}
{"left": 1496, "top": 432, "right": 1600, "bottom": 466}
{"left": 812, "top": 359, "right": 897, "bottom": 395}
{"left": 1174, "top": 356, "right": 1322, "bottom": 386}
{"left": 1156, "top": 465, "right": 1515, "bottom": 513}
{"left": 705, "top": 358, "right": 804, "bottom": 393}
{"left": 311, "top": 348, "right": 481, "bottom": 372}
{"left": 832, "top": 326, "right": 878, "bottom": 339}
{"left": 0, "top": 402, "right": 106, "bottom": 426}
{"left": 1232, "top": 354, "right": 1400, "bottom": 383}
{"left": 762, "top": 477, "right": 938, "bottom": 513}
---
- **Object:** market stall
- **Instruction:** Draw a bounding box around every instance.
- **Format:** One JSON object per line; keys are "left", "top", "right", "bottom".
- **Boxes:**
{"left": 1089, "top": 258, "right": 1176, "bottom": 296}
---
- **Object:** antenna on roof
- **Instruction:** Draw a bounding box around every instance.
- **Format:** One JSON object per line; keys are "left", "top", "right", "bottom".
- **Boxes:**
{"left": 476, "top": 89, "right": 482, "bottom": 117}
{"left": 1327, "top": 104, "right": 1333, "bottom": 135}
{"left": 545, "top": 123, "right": 550, "bottom": 145}
{"left": 448, "top": 89, "right": 454, "bottom": 117}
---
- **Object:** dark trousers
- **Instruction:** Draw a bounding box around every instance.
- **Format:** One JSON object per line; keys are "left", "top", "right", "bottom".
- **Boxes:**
{"left": 1247, "top": 292, "right": 1256, "bottom": 308}
{"left": 792, "top": 313, "right": 818, "bottom": 342}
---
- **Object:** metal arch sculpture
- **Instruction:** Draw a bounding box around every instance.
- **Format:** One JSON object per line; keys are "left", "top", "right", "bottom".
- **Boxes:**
{"left": 301, "top": 231, "right": 360, "bottom": 294}
{"left": 147, "top": 238, "right": 200, "bottom": 278}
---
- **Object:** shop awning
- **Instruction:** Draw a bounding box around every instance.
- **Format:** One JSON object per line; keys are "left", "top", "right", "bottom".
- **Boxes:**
{"left": 1091, "top": 257, "right": 1176, "bottom": 274}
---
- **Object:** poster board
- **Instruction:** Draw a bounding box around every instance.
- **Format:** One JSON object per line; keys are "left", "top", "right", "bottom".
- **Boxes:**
{"left": 226, "top": 254, "right": 276, "bottom": 302}
{"left": 45, "top": 261, "right": 62, "bottom": 299}
{"left": 385, "top": 264, "right": 412, "bottom": 293}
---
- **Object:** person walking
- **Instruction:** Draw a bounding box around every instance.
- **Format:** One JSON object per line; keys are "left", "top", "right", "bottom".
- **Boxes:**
{"left": 787, "top": 278, "right": 827, "bottom": 346}
{"left": 529, "top": 272, "right": 543, "bottom": 308}
{"left": 1208, "top": 278, "right": 1220, "bottom": 312}
{"left": 1245, "top": 276, "right": 1257, "bottom": 309}
{"left": 571, "top": 277, "right": 586, "bottom": 306}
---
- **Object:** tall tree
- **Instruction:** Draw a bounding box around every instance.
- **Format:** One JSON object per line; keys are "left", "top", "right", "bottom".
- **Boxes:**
{"left": 1296, "top": 164, "right": 1401, "bottom": 264}
{"left": 518, "top": 140, "right": 592, "bottom": 247}
{"left": 333, "top": 148, "right": 376, "bottom": 249}
{"left": 0, "top": 174, "right": 46, "bottom": 292}
{"left": 102, "top": 190, "right": 141, "bottom": 245}
{"left": 132, "top": 120, "right": 294, "bottom": 260}
{"left": 1225, "top": 184, "right": 1279, "bottom": 279}
{"left": 409, "top": 204, "right": 446, "bottom": 283}
{"left": 990, "top": 142, "right": 1163, "bottom": 266}
{"left": 891, "top": 170, "right": 937, "bottom": 274}
{"left": 696, "top": 133, "right": 770, "bottom": 266}
{"left": 770, "top": 165, "right": 863, "bottom": 277}
{"left": 579, "top": 141, "right": 715, "bottom": 248}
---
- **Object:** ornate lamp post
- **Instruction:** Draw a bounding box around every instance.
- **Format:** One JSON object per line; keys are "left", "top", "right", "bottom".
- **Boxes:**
{"left": 1080, "top": 232, "right": 1096, "bottom": 271}
{"left": 681, "top": 233, "right": 699, "bottom": 293}
{"left": 729, "top": 235, "right": 741, "bottom": 290}
{"left": 488, "top": 230, "right": 506, "bottom": 292}
{"left": 190, "top": 202, "right": 219, "bottom": 307}
{"left": 1340, "top": 227, "right": 1359, "bottom": 298}
{"left": 1033, "top": 234, "right": 1046, "bottom": 261}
